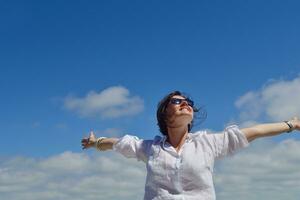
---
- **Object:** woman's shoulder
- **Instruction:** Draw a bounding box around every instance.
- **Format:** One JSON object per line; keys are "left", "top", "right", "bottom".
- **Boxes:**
{"left": 189, "top": 130, "right": 208, "bottom": 139}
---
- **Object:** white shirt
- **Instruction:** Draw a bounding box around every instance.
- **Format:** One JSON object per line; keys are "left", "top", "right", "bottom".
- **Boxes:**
{"left": 113, "top": 125, "right": 249, "bottom": 200}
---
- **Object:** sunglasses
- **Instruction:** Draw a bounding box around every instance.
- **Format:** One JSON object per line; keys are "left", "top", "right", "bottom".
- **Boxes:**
{"left": 170, "top": 98, "right": 194, "bottom": 107}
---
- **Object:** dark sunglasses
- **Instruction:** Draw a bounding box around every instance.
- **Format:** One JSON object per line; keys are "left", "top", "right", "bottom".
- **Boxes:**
{"left": 170, "top": 98, "right": 194, "bottom": 107}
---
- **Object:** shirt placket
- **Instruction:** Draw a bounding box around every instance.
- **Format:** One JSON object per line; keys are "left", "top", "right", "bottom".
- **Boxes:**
{"left": 174, "top": 153, "right": 183, "bottom": 193}
{"left": 162, "top": 139, "right": 189, "bottom": 197}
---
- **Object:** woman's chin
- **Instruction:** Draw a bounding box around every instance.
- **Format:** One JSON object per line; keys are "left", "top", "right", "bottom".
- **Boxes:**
{"left": 179, "top": 113, "right": 193, "bottom": 120}
{"left": 173, "top": 115, "right": 192, "bottom": 125}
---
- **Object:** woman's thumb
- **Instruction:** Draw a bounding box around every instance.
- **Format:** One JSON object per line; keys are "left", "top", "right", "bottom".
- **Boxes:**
{"left": 89, "top": 131, "right": 96, "bottom": 139}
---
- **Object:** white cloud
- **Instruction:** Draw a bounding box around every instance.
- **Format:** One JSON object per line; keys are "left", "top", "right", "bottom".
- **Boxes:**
{"left": 64, "top": 86, "right": 144, "bottom": 119}
{"left": 1, "top": 140, "right": 300, "bottom": 199}
{"left": 214, "top": 138, "right": 300, "bottom": 199}
{"left": 38, "top": 151, "right": 92, "bottom": 174}
{"left": 235, "top": 76, "right": 300, "bottom": 122}
{"left": 0, "top": 151, "right": 145, "bottom": 200}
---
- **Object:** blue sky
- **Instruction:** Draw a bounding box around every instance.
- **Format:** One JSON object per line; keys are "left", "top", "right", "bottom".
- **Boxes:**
{"left": 1, "top": 1, "right": 300, "bottom": 158}
{"left": 1, "top": 1, "right": 300, "bottom": 199}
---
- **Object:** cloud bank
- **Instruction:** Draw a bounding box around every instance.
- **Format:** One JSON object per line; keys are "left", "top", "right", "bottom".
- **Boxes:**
{"left": 1, "top": 139, "right": 300, "bottom": 200}
{"left": 214, "top": 139, "right": 300, "bottom": 199}
{"left": 0, "top": 152, "right": 146, "bottom": 200}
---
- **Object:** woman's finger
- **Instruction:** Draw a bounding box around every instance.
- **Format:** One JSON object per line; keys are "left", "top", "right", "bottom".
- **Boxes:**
{"left": 81, "top": 133, "right": 95, "bottom": 150}
{"left": 89, "top": 131, "right": 95, "bottom": 137}
{"left": 82, "top": 143, "right": 89, "bottom": 149}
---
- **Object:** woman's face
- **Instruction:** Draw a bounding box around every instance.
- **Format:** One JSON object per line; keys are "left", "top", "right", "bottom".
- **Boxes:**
{"left": 165, "top": 95, "right": 194, "bottom": 128}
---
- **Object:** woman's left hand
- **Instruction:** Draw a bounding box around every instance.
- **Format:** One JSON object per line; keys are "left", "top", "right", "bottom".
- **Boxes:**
{"left": 290, "top": 117, "right": 300, "bottom": 131}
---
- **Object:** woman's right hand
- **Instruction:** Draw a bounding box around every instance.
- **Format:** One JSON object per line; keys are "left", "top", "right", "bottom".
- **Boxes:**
{"left": 81, "top": 131, "right": 97, "bottom": 150}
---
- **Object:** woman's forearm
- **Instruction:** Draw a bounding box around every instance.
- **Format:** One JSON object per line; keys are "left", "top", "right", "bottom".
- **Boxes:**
{"left": 241, "top": 121, "right": 294, "bottom": 142}
{"left": 95, "top": 137, "right": 119, "bottom": 151}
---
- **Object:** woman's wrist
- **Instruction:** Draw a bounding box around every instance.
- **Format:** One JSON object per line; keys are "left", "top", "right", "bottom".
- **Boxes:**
{"left": 284, "top": 121, "right": 294, "bottom": 133}
{"left": 94, "top": 137, "right": 107, "bottom": 149}
{"left": 284, "top": 117, "right": 299, "bottom": 133}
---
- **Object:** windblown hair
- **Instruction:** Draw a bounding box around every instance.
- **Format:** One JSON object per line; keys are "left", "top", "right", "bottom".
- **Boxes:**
{"left": 156, "top": 91, "right": 207, "bottom": 136}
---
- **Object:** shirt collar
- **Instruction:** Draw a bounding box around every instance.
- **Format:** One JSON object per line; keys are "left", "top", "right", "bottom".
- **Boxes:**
{"left": 160, "top": 133, "right": 193, "bottom": 147}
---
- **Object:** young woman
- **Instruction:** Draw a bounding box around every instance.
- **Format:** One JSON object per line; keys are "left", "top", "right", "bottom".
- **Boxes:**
{"left": 81, "top": 91, "right": 300, "bottom": 200}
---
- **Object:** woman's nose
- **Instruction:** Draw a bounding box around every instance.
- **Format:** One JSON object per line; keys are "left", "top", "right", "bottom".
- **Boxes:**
{"left": 181, "top": 100, "right": 188, "bottom": 106}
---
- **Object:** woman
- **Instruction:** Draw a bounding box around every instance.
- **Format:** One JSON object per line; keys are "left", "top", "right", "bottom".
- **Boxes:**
{"left": 81, "top": 91, "right": 300, "bottom": 200}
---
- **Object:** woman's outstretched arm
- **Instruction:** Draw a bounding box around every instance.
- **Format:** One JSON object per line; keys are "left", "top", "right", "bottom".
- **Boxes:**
{"left": 241, "top": 117, "right": 300, "bottom": 142}
{"left": 81, "top": 131, "right": 119, "bottom": 151}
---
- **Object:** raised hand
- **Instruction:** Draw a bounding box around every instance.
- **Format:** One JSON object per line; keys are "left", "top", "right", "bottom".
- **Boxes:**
{"left": 81, "top": 131, "right": 97, "bottom": 150}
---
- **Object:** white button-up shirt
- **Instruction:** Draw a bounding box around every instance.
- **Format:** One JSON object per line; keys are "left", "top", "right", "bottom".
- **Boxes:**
{"left": 113, "top": 125, "right": 249, "bottom": 200}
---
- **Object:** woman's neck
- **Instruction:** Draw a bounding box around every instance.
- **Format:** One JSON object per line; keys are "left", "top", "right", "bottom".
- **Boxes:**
{"left": 167, "top": 125, "right": 188, "bottom": 152}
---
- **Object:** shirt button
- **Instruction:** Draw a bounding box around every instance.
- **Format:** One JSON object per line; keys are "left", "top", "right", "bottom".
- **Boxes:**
{"left": 175, "top": 159, "right": 181, "bottom": 168}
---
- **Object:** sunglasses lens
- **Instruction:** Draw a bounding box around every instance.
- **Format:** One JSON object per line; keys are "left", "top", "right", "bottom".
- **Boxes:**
{"left": 170, "top": 98, "right": 194, "bottom": 107}
{"left": 171, "top": 98, "right": 182, "bottom": 104}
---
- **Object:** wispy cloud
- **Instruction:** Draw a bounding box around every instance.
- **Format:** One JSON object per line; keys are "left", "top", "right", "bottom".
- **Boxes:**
{"left": 235, "top": 76, "right": 300, "bottom": 122}
{"left": 64, "top": 86, "right": 144, "bottom": 119}
{"left": 96, "top": 128, "right": 124, "bottom": 137}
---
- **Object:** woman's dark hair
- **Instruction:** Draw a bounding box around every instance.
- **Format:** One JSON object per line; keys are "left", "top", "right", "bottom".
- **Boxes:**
{"left": 156, "top": 91, "right": 207, "bottom": 136}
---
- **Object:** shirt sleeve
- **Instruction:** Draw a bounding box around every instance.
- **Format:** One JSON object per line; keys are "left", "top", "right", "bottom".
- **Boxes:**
{"left": 204, "top": 125, "right": 249, "bottom": 159}
{"left": 112, "top": 135, "right": 152, "bottom": 162}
